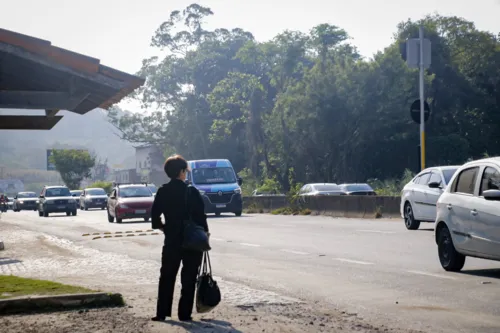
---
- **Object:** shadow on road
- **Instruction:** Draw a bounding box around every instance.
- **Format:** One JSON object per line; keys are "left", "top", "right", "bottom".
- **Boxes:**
{"left": 460, "top": 268, "right": 500, "bottom": 279}
{"left": 208, "top": 214, "right": 253, "bottom": 219}
{"left": 419, "top": 228, "right": 434, "bottom": 232}
{"left": 162, "top": 318, "right": 242, "bottom": 332}
{"left": 0, "top": 258, "right": 22, "bottom": 266}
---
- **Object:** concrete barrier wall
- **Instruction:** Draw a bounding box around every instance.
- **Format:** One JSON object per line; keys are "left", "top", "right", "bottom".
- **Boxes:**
{"left": 243, "top": 196, "right": 402, "bottom": 218}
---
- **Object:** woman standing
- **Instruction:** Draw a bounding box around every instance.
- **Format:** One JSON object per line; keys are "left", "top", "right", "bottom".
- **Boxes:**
{"left": 151, "top": 155, "right": 209, "bottom": 321}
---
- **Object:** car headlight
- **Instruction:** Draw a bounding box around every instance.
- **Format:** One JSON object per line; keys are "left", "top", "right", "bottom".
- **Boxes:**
{"left": 234, "top": 188, "right": 241, "bottom": 194}
{"left": 19, "top": 201, "right": 24, "bottom": 204}
{"left": 119, "top": 204, "right": 129, "bottom": 209}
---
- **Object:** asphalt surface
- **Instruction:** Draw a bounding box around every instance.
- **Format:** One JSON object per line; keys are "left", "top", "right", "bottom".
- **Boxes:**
{"left": 2, "top": 209, "right": 500, "bottom": 333}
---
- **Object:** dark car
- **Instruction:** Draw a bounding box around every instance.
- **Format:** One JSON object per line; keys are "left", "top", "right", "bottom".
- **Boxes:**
{"left": 70, "top": 190, "right": 83, "bottom": 197}
{"left": 37, "top": 185, "right": 78, "bottom": 217}
{"left": 107, "top": 183, "right": 154, "bottom": 223}
{"left": 339, "top": 183, "right": 376, "bottom": 195}
{"left": 79, "top": 187, "right": 108, "bottom": 210}
{"left": 13, "top": 191, "right": 38, "bottom": 211}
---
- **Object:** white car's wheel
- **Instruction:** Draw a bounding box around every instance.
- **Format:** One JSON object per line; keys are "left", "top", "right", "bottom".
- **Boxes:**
{"left": 404, "top": 202, "right": 420, "bottom": 230}
{"left": 437, "top": 225, "right": 465, "bottom": 272}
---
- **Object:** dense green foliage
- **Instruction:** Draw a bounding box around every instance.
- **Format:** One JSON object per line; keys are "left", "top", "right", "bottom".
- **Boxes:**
{"left": 110, "top": 4, "right": 500, "bottom": 191}
{"left": 88, "top": 181, "right": 113, "bottom": 194}
{"left": 49, "top": 150, "right": 96, "bottom": 190}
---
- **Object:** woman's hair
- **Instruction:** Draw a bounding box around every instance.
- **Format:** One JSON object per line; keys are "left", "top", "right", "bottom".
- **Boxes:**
{"left": 164, "top": 154, "right": 189, "bottom": 178}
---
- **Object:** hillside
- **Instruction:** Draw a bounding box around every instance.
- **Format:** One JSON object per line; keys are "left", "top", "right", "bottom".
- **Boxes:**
{"left": 0, "top": 109, "right": 136, "bottom": 170}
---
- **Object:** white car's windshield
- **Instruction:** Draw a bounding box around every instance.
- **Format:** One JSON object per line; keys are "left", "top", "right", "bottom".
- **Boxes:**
{"left": 87, "top": 189, "right": 106, "bottom": 196}
{"left": 46, "top": 188, "right": 71, "bottom": 197}
{"left": 343, "top": 184, "right": 373, "bottom": 192}
{"left": 314, "top": 185, "right": 341, "bottom": 191}
{"left": 17, "top": 192, "right": 37, "bottom": 198}
{"left": 442, "top": 169, "right": 458, "bottom": 185}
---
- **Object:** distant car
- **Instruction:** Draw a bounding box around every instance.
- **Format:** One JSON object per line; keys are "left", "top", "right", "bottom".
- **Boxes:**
{"left": 106, "top": 183, "right": 154, "bottom": 223}
{"left": 79, "top": 187, "right": 108, "bottom": 210}
{"left": 37, "top": 185, "right": 78, "bottom": 217}
{"left": 6, "top": 197, "right": 14, "bottom": 210}
{"left": 339, "top": 183, "right": 376, "bottom": 195}
{"left": 251, "top": 189, "right": 285, "bottom": 196}
{"left": 400, "top": 166, "right": 459, "bottom": 230}
{"left": 435, "top": 157, "right": 500, "bottom": 271}
{"left": 13, "top": 192, "right": 38, "bottom": 211}
{"left": 298, "top": 183, "right": 345, "bottom": 196}
{"left": 70, "top": 190, "right": 83, "bottom": 197}
{"left": 146, "top": 183, "right": 158, "bottom": 197}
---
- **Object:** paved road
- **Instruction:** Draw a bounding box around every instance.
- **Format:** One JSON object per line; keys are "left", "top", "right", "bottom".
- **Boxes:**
{"left": 2, "top": 210, "right": 500, "bottom": 333}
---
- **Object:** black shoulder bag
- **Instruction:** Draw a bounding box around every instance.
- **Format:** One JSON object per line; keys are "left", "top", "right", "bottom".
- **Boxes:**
{"left": 182, "top": 185, "right": 211, "bottom": 252}
{"left": 196, "top": 251, "right": 221, "bottom": 313}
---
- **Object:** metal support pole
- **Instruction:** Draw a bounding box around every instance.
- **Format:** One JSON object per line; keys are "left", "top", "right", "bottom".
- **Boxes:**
{"left": 419, "top": 25, "right": 426, "bottom": 171}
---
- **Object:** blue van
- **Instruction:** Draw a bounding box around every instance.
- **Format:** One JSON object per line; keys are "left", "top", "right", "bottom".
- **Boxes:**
{"left": 187, "top": 159, "right": 243, "bottom": 216}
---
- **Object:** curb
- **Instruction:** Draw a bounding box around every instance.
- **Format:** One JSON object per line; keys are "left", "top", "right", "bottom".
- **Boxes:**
{"left": 0, "top": 240, "right": 4, "bottom": 251}
{"left": 0, "top": 292, "right": 124, "bottom": 315}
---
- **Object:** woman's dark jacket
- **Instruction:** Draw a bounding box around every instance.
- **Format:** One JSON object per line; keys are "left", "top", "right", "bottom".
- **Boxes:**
{"left": 151, "top": 179, "right": 208, "bottom": 246}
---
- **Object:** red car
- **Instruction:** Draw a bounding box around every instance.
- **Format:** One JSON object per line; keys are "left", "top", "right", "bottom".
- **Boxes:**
{"left": 107, "top": 183, "right": 154, "bottom": 223}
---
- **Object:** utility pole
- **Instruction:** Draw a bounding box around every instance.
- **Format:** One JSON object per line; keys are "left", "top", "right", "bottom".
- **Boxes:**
{"left": 419, "top": 25, "right": 426, "bottom": 170}
{"left": 401, "top": 26, "right": 431, "bottom": 171}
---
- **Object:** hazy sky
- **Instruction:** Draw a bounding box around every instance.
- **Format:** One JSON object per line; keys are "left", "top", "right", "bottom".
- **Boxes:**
{"left": 2, "top": 0, "right": 499, "bottom": 111}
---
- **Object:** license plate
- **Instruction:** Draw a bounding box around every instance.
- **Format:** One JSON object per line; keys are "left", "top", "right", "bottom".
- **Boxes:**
{"left": 57, "top": 205, "right": 65, "bottom": 209}
{"left": 135, "top": 209, "right": 146, "bottom": 214}
{"left": 216, "top": 204, "right": 226, "bottom": 208}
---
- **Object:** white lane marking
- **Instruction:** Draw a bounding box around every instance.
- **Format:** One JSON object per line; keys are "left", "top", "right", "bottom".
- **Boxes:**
{"left": 280, "top": 249, "right": 309, "bottom": 255}
{"left": 407, "top": 270, "right": 457, "bottom": 280}
{"left": 240, "top": 243, "right": 261, "bottom": 247}
{"left": 358, "top": 230, "right": 396, "bottom": 234}
{"left": 335, "top": 258, "right": 374, "bottom": 265}
{"left": 211, "top": 237, "right": 226, "bottom": 241}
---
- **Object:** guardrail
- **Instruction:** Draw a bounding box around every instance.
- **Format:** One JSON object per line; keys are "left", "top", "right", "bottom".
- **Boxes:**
{"left": 243, "top": 195, "right": 402, "bottom": 218}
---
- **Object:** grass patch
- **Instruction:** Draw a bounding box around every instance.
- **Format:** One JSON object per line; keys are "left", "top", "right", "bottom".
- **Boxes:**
{"left": 0, "top": 275, "right": 94, "bottom": 300}
{"left": 271, "top": 207, "right": 312, "bottom": 216}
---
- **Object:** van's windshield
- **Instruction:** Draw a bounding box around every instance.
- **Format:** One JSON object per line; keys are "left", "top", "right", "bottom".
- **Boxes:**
{"left": 192, "top": 167, "right": 236, "bottom": 184}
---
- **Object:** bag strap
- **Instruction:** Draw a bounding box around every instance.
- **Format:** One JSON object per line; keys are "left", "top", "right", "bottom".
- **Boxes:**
{"left": 197, "top": 252, "right": 212, "bottom": 276}
{"left": 205, "top": 251, "right": 213, "bottom": 274}
{"left": 184, "top": 185, "right": 192, "bottom": 221}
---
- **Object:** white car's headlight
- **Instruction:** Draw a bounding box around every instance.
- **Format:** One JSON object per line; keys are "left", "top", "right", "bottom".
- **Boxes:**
{"left": 19, "top": 201, "right": 24, "bottom": 204}
{"left": 234, "top": 188, "right": 241, "bottom": 194}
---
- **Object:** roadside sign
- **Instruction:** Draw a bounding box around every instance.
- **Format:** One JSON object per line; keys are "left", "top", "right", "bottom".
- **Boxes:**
{"left": 410, "top": 99, "right": 430, "bottom": 124}
{"left": 47, "top": 149, "right": 56, "bottom": 171}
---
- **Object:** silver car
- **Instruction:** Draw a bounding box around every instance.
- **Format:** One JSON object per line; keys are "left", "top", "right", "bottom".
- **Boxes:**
{"left": 435, "top": 157, "right": 500, "bottom": 272}
{"left": 400, "top": 166, "right": 459, "bottom": 230}
{"left": 298, "top": 183, "right": 345, "bottom": 196}
{"left": 79, "top": 187, "right": 108, "bottom": 210}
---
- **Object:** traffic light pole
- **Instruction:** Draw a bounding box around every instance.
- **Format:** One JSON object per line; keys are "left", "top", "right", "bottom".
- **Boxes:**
{"left": 419, "top": 25, "right": 426, "bottom": 171}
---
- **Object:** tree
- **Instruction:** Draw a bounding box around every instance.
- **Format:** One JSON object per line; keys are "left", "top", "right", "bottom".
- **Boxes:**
{"left": 49, "top": 150, "right": 96, "bottom": 190}
{"left": 109, "top": 5, "right": 500, "bottom": 192}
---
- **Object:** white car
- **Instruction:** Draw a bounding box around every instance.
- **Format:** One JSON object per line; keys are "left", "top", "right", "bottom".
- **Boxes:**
{"left": 298, "top": 183, "right": 345, "bottom": 196}
{"left": 435, "top": 157, "right": 500, "bottom": 271}
{"left": 400, "top": 166, "right": 459, "bottom": 230}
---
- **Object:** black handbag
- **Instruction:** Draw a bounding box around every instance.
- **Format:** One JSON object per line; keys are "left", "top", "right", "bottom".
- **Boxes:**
{"left": 196, "top": 251, "right": 221, "bottom": 313}
{"left": 182, "top": 186, "right": 211, "bottom": 252}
